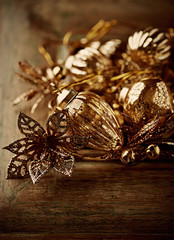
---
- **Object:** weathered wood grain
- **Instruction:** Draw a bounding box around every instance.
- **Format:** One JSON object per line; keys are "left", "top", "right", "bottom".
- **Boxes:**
{"left": 0, "top": 233, "right": 174, "bottom": 240}
{"left": 0, "top": 0, "right": 174, "bottom": 239}
{"left": 1, "top": 162, "right": 174, "bottom": 237}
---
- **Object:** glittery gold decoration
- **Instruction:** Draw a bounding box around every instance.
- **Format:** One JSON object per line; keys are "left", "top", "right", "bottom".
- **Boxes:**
{"left": 65, "top": 47, "right": 111, "bottom": 77}
{"left": 123, "top": 78, "right": 173, "bottom": 124}
{"left": 5, "top": 19, "right": 174, "bottom": 171}
{"left": 58, "top": 90, "right": 124, "bottom": 151}
{"left": 65, "top": 47, "right": 113, "bottom": 91}
{"left": 65, "top": 38, "right": 122, "bottom": 92}
{"left": 121, "top": 27, "right": 171, "bottom": 72}
{"left": 3, "top": 110, "right": 89, "bottom": 183}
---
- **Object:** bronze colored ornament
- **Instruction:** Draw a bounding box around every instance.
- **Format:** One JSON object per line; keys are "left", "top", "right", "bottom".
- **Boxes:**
{"left": 121, "top": 149, "right": 136, "bottom": 165}
{"left": 65, "top": 39, "right": 121, "bottom": 92}
{"left": 123, "top": 78, "right": 173, "bottom": 124}
{"left": 65, "top": 47, "right": 113, "bottom": 91}
{"left": 3, "top": 110, "right": 89, "bottom": 184}
{"left": 57, "top": 90, "right": 124, "bottom": 151}
{"left": 121, "top": 27, "right": 171, "bottom": 73}
{"left": 146, "top": 144, "right": 160, "bottom": 160}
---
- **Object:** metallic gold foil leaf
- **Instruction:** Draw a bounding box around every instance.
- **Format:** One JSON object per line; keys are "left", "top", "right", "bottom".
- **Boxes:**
{"left": 7, "top": 155, "right": 30, "bottom": 179}
{"left": 114, "top": 114, "right": 174, "bottom": 164}
{"left": 3, "top": 138, "right": 34, "bottom": 155}
{"left": 46, "top": 109, "right": 69, "bottom": 136}
{"left": 29, "top": 152, "right": 52, "bottom": 184}
{"left": 52, "top": 150, "right": 74, "bottom": 176}
{"left": 4, "top": 110, "right": 89, "bottom": 183}
{"left": 18, "top": 112, "right": 46, "bottom": 138}
{"left": 57, "top": 135, "right": 90, "bottom": 150}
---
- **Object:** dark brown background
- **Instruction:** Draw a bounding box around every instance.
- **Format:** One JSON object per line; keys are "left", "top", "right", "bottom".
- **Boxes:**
{"left": 0, "top": 0, "right": 174, "bottom": 239}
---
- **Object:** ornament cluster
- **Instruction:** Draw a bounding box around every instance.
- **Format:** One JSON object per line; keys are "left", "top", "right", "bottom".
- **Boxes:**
{"left": 4, "top": 20, "right": 174, "bottom": 183}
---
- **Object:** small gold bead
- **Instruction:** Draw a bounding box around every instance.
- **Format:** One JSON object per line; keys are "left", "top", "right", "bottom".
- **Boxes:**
{"left": 146, "top": 144, "right": 160, "bottom": 160}
{"left": 121, "top": 149, "right": 136, "bottom": 165}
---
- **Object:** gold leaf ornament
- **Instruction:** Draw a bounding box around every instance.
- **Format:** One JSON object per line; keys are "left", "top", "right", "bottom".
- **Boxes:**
{"left": 3, "top": 110, "right": 89, "bottom": 184}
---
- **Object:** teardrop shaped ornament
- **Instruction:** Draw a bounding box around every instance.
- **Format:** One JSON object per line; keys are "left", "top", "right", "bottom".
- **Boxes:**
{"left": 60, "top": 91, "right": 124, "bottom": 151}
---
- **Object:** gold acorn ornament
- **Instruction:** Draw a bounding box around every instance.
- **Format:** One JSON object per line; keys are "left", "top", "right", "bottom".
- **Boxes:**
{"left": 123, "top": 78, "right": 173, "bottom": 125}
{"left": 112, "top": 28, "right": 172, "bottom": 105}
{"left": 65, "top": 46, "right": 112, "bottom": 77}
{"left": 64, "top": 39, "right": 122, "bottom": 92}
{"left": 109, "top": 29, "right": 170, "bottom": 103}
{"left": 57, "top": 89, "right": 124, "bottom": 152}
{"left": 120, "top": 27, "right": 171, "bottom": 73}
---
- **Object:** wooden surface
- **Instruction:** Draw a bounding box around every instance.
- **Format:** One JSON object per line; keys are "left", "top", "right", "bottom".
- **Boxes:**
{"left": 1, "top": 0, "right": 174, "bottom": 239}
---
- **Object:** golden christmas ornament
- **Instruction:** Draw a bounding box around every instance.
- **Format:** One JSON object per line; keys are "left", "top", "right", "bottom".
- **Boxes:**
{"left": 65, "top": 47, "right": 109, "bottom": 90}
{"left": 57, "top": 90, "right": 124, "bottom": 151}
{"left": 65, "top": 47, "right": 114, "bottom": 92}
{"left": 123, "top": 78, "right": 173, "bottom": 124}
{"left": 120, "top": 27, "right": 171, "bottom": 73}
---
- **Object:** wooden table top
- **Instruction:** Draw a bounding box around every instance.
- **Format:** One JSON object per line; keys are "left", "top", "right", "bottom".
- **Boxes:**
{"left": 0, "top": 0, "right": 174, "bottom": 239}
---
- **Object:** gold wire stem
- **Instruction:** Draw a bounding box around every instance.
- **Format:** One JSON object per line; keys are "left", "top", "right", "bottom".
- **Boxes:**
{"left": 110, "top": 70, "right": 153, "bottom": 92}
{"left": 59, "top": 73, "right": 97, "bottom": 91}
{"left": 39, "top": 45, "right": 55, "bottom": 67}
{"left": 111, "top": 70, "right": 152, "bottom": 82}
{"left": 63, "top": 31, "right": 73, "bottom": 45}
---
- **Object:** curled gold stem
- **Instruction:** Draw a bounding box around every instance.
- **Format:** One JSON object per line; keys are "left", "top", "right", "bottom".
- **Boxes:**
{"left": 39, "top": 45, "right": 55, "bottom": 67}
